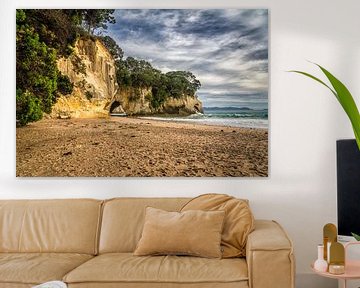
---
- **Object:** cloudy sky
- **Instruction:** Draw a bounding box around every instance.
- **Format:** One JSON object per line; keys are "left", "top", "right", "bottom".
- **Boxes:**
{"left": 106, "top": 9, "right": 268, "bottom": 109}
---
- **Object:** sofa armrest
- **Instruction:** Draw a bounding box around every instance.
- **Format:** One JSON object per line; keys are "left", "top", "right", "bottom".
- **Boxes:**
{"left": 246, "top": 220, "right": 295, "bottom": 288}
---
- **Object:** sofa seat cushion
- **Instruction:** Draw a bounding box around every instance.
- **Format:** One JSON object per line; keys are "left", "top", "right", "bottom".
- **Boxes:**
{"left": 64, "top": 253, "right": 248, "bottom": 285}
{"left": 0, "top": 253, "right": 93, "bottom": 285}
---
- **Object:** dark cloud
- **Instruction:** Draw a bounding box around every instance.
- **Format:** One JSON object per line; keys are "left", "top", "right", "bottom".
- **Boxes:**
{"left": 245, "top": 48, "right": 268, "bottom": 61}
{"left": 109, "top": 11, "right": 165, "bottom": 42}
{"left": 106, "top": 9, "right": 268, "bottom": 108}
{"left": 175, "top": 10, "right": 246, "bottom": 37}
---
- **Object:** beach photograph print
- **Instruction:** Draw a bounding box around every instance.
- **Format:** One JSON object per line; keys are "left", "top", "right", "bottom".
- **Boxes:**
{"left": 16, "top": 9, "right": 269, "bottom": 177}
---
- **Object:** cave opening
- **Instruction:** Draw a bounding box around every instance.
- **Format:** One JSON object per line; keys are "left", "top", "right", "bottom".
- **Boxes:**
{"left": 109, "top": 101, "right": 122, "bottom": 113}
{"left": 194, "top": 103, "right": 200, "bottom": 113}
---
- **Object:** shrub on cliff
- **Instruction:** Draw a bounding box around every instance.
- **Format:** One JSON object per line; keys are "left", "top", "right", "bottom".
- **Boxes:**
{"left": 57, "top": 74, "right": 74, "bottom": 95}
{"left": 16, "top": 90, "right": 43, "bottom": 126}
{"left": 16, "top": 12, "right": 58, "bottom": 116}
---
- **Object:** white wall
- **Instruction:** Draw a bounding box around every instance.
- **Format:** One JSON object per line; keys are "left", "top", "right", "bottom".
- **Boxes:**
{"left": 1, "top": 0, "right": 359, "bottom": 287}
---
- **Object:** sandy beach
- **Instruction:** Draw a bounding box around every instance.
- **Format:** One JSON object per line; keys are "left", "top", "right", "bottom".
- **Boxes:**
{"left": 16, "top": 117, "right": 268, "bottom": 177}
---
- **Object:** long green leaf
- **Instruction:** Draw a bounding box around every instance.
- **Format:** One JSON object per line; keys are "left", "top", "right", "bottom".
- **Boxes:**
{"left": 317, "top": 65, "right": 357, "bottom": 117}
{"left": 316, "top": 65, "right": 360, "bottom": 150}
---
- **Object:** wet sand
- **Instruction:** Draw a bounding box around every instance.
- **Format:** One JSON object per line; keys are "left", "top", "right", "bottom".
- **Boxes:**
{"left": 16, "top": 117, "right": 268, "bottom": 177}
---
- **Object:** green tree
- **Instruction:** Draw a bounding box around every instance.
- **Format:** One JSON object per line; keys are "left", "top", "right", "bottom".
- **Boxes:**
{"left": 16, "top": 90, "right": 43, "bottom": 126}
{"left": 120, "top": 57, "right": 160, "bottom": 88}
{"left": 57, "top": 74, "right": 74, "bottom": 95}
{"left": 17, "top": 13, "right": 58, "bottom": 113}
{"left": 151, "top": 74, "right": 169, "bottom": 109}
{"left": 23, "top": 9, "right": 81, "bottom": 56}
{"left": 81, "top": 10, "right": 115, "bottom": 35}
{"left": 116, "top": 62, "right": 133, "bottom": 87}
{"left": 165, "top": 71, "right": 201, "bottom": 97}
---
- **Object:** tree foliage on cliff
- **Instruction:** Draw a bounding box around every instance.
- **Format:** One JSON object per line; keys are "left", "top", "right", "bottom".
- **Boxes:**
{"left": 81, "top": 10, "right": 115, "bottom": 35}
{"left": 16, "top": 9, "right": 116, "bottom": 125}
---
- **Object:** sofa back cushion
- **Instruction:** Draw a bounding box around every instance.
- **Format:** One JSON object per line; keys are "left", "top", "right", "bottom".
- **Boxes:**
{"left": 99, "top": 198, "right": 189, "bottom": 253}
{"left": 0, "top": 199, "right": 102, "bottom": 254}
{"left": 181, "top": 194, "right": 254, "bottom": 258}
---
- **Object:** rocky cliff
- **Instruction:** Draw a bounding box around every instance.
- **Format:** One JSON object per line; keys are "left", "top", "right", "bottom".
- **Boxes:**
{"left": 112, "top": 87, "right": 203, "bottom": 116}
{"left": 52, "top": 38, "right": 118, "bottom": 118}
{"left": 52, "top": 37, "right": 202, "bottom": 118}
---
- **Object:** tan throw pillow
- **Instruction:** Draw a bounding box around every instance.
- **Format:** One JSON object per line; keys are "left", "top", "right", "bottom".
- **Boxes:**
{"left": 134, "top": 207, "right": 225, "bottom": 258}
{"left": 181, "top": 193, "right": 254, "bottom": 258}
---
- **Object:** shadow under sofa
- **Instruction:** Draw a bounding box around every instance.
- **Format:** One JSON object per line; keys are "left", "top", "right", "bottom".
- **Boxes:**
{"left": 0, "top": 198, "right": 295, "bottom": 288}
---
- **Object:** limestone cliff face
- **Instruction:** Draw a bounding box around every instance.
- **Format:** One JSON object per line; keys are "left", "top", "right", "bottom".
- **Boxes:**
{"left": 52, "top": 37, "right": 202, "bottom": 118}
{"left": 52, "top": 38, "right": 117, "bottom": 118}
{"left": 112, "top": 87, "right": 152, "bottom": 115}
{"left": 112, "top": 87, "right": 203, "bottom": 116}
{"left": 162, "top": 95, "right": 203, "bottom": 115}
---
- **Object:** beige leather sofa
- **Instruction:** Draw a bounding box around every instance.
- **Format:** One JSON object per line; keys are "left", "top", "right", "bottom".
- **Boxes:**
{"left": 0, "top": 198, "right": 295, "bottom": 288}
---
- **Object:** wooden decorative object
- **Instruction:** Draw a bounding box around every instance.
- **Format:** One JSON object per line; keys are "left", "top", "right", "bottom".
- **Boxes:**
{"left": 323, "top": 223, "right": 337, "bottom": 261}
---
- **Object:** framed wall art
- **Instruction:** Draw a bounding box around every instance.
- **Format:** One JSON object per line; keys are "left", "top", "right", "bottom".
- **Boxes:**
{"left": 16, "top": 9, "right": 269, "bottom": 177}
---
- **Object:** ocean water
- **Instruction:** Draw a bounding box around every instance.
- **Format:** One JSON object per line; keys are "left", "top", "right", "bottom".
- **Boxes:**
{"left": 141, "top": 107, "right": 268, "bottom": 129}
